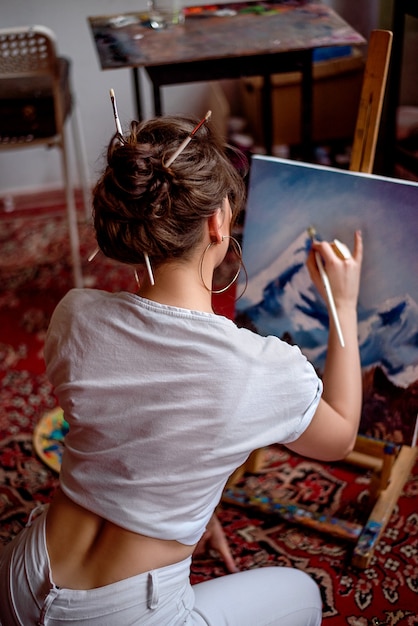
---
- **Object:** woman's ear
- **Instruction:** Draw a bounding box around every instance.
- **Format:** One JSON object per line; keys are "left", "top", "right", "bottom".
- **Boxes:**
{"left": 207, "top": 208, "right": 224, "bottom": 244}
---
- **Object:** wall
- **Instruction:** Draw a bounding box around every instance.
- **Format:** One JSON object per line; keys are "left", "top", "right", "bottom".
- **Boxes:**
{"left": 321, "top": 0, "right": 380, "bottom": 39}
{"left": 0, "top": 0, "right": 210, "bottom": 200}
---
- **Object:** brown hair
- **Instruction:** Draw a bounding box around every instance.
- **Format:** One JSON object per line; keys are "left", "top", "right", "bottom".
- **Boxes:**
{"left": 93, "top": 115, "right": 246, "bottom": 268}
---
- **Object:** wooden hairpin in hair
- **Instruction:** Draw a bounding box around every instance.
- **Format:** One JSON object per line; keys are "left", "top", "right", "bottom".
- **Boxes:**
{"left": 164, "top": 110, "right": 212, "bottom": 167}
{"left": 109, "top": 88, "right": 155, "bottom": 286}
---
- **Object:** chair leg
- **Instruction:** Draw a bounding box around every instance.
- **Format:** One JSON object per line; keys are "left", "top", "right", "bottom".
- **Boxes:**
{"left": 60, "top": 126, "right": 83, "bottom": 288}
{"left": 71, "top": 98, "right": 91, "bottom": 222}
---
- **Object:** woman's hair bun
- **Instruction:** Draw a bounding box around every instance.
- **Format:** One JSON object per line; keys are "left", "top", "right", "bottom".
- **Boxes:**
{"left": 93, "top": 115, "right": 246, "bottom": 267}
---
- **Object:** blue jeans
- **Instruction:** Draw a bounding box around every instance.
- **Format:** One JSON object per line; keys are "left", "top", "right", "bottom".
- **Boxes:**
{"left": 0, "top": 509, "right": 322, "bottom": 625}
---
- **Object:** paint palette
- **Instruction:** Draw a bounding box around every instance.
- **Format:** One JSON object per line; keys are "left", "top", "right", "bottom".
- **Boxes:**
{"left": 33, "top": 406, "right": 68, "bottom": 473}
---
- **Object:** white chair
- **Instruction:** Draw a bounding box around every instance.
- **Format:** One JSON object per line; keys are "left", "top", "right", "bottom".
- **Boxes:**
{"left": 0, "top": 25, "right": 91, "bottom": 288}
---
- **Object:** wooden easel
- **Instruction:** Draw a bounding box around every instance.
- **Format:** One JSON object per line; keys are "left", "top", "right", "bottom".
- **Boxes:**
{"left": 349, "top": 29, "right": 392, "bottom": 175}
{"left": 344, "top": 28, "right": 417, "bottom": 568}
{"left": 224, "top": 30, "right": 418, "bottom": 568}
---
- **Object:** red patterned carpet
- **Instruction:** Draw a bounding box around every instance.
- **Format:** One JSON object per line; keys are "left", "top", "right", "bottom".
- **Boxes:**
{"left": 0, "top": 205, "right": 417, "bottom": 625}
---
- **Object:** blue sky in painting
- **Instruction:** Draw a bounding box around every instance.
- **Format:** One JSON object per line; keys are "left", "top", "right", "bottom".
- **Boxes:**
{"left": 240, "top": 156, "right": 418, "bottom": 310}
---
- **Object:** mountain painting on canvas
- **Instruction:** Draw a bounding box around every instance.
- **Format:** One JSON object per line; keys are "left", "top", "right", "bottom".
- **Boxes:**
{"left": 236, "top": 155, "right": 418, "bottom": 445}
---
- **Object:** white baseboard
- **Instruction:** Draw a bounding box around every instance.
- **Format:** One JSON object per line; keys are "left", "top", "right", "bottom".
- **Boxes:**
{"left": 0, "top": 186, "right": 87, "bottom": 213}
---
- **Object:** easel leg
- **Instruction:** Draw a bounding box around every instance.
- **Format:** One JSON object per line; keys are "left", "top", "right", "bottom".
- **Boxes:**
{"left": 352, "top": 445, "right": 417, "bottom": 568}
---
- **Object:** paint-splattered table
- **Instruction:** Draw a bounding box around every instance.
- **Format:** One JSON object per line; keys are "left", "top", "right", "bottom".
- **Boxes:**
{"left": 88, "top": 1, "right": 365, "bottom": 156}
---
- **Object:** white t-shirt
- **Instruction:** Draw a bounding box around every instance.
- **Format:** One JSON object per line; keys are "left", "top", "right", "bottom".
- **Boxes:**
{"left": 44, "top": 289, "right": 322, "bottom": 545}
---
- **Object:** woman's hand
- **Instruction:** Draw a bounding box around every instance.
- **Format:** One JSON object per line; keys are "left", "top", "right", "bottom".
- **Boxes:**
{"left": 306, "top": 230, "right": 363, "bottom": 311}
{"left": 194, "top": 513, "right": 239, "bottom": 573}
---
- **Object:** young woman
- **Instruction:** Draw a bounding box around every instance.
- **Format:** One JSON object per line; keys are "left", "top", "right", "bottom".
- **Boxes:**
{"left": 0, "top": 113, "right": 363, "bottom": 625}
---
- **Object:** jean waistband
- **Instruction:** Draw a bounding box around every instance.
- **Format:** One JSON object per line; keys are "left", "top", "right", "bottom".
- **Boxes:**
{"left": 22, "top": 509, "right": 193, "bottom": 621}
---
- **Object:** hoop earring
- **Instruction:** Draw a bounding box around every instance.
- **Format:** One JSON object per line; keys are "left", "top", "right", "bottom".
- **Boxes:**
{"left": 134, "top": 268, "right": 141, "bottom": 288}
{"left": 199, "top": 235, "right": 248, "bottom": 297}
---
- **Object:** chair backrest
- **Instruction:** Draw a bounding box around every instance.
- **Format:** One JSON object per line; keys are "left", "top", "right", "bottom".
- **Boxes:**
{"left": 0, "top": 25, "right": 69, "bottom": 144}
{"left": 0, "top": 25, "right": 58, "bottom": 79}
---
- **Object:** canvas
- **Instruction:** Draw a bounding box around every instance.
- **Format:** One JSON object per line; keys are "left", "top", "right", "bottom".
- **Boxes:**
{"left": 236, "top": 155, "right": 418, "bottom": 445}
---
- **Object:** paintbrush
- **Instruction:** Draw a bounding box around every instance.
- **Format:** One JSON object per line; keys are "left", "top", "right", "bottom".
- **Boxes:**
{"left": 308, "top": 226, "right": 345, "bottom": 348}
{"left": 110, "top": 88, "right": 123, "bottom": 135}
{"left": 164, "top": 110, "right": 212, "bottom": 167}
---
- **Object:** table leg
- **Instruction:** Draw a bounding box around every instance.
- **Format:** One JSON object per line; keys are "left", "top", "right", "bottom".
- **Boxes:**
{"left": 300, "top": 49, "right": 313, "bottom": 161}
{"left": 132, "top": 68, "right": 143, "bottom": 121}
{"left": 153, "top": 83, "right": 163, "bottom": 116}
{"left": 261, "top": 73, "right": 273, "bottom": 156}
